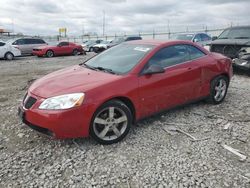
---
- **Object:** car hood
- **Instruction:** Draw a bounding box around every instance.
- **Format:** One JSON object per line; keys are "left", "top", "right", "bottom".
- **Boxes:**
{"left": 210, "top": 39, "right": 250, "bottom": 46}
{"left": 29, "top": 65, "right": 120, "bottom": 98}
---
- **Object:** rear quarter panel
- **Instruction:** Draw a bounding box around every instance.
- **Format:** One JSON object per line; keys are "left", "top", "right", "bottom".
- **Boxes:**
{"left": 200, "top": 52, "right": 232, "bottom": 96}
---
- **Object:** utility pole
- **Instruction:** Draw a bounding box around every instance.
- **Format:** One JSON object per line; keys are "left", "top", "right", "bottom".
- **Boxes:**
{"left": 167, "top": 19, "right": 170, "bottom": 39}
{"left": 102, "top": 10, "right": 105, "bottom": 36}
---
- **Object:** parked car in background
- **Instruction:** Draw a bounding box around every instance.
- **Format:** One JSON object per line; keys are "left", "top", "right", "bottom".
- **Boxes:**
{"left": 0, "top": 40, "right": 21, "bottom": 60}
{"left": 109, "top": 36, "right": 142, "bottom": 48}
{"left": 7, "top": 38, "right": 47, "bottom": 55}
{"left": 93, "top": 40, "right": 112, "bottom": 53}
{"left": 210, "top": 26, "right": 250, "bottom": 74}
{"left": 172, "top": 33, "right": 212, "bottom": 46}
{"left": 32, "top": 41, "right": 84, "bottom": 57}
{"left": 82, "top": 40, "right": 103, "bottom": 52}
{"left": 18, "top": 40, "right": 232, "bottom": 144}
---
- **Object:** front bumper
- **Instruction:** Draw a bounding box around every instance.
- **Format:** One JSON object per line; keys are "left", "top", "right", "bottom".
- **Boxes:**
{"left": 233, "top": 58, "right": 250, "bottom": 71}
{"left": 18, "top": 92, "right": 95, "bottom": 139}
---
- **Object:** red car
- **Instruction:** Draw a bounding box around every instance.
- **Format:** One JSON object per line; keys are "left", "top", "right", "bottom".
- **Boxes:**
{"left": 18, "top": 40, "right": 233, "bottom": 144}
{"left": 32, "top": 41, "right": 85, "bottom": 57}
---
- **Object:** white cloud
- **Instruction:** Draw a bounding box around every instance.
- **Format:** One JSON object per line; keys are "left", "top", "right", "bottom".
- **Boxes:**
{"left": 0, "top": 0, "right": 249, "bottom": 36}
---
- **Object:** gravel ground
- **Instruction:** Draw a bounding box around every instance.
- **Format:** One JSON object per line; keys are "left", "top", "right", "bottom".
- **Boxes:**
{"left": 0, "top": 54, "right": 250, "bottom": 188}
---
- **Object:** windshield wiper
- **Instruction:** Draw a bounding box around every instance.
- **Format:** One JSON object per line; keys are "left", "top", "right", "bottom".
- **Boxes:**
{"left": 95, "top": 67, "right": 117, "bottom": 74}
{"left": 82, "top": 63, "right": 96, "bottom": 70}
{"left": 234, "top": 37, "right": 250, "bottom": 39}
{"left": 218, "top": 37, "right": 228, "bottom": 39}
{"left": 82, "top": 64, "right": 117, "bottom": 74}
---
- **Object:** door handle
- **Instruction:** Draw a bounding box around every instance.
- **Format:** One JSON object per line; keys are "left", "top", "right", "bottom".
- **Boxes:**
{"left": 187, "top": 67, "right": 192, "bottom": 70}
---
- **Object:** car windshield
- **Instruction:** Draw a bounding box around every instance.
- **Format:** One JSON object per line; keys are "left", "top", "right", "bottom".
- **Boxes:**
{"left": 111, "top": 38, "right": 124, "bottom": 44}
{"left": 84, "top": 40, "right": 95, "bottom": 45}
{"left": 84, "top": 43, "right": 154, "bottom": 74}
{"left": 172, "top": 34, "right": 194, "bottom": 41}
{"left": 218, "top": 27, "right": 250, "bottom": 39}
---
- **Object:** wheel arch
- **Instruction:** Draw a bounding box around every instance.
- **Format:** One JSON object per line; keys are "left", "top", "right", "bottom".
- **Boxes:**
{"left": 210, "top": 73, "right": 230, "bottom": 84}
{"left": 96, "top": 96, "right": 136, "bottom": 124}
{"left": 4, "top": 51, "right": 14, "bottom": 57}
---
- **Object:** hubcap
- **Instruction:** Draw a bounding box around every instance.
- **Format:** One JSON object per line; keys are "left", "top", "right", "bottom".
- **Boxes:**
{"left": 214, "top": 79, "right": 227, "bottom": 102}
{"left": 93, "top": 107, "right": 128, "bottom": 141}
{"left": 47, "top": 51, "right": 53, "bottom": 57}
{"left": 6, "top": 53, "right": 13, "bottom": 60}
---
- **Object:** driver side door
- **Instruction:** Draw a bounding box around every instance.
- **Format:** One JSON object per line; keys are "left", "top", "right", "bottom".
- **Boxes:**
{"left": 138, "top": 44, "right": 201, "bottom": 117}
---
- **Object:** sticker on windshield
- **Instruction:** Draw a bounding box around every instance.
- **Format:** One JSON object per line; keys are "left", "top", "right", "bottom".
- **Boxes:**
{"left": 134, "top": 47, "right": 151, "bottom": 52}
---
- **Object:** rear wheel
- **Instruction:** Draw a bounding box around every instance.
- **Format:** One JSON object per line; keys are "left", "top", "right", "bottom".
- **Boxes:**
{"left": 5, "top": 52, "right": 14, "bottom": 60}
{"left": 46, "top": 50, "right": 54, "bottom": 58}
{"left": 207, "top": 75, "right": 229, "bottom": 104}
{"left": 72, "top": 49, "right": 78, "bottom": 56}
{"left": 90, "top": 100, "right": 132, "bottom": 144}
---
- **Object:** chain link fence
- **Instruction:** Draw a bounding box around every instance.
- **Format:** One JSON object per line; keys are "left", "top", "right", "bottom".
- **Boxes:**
{"left": 1, "top": 27, "right": 225, "bottom": 44}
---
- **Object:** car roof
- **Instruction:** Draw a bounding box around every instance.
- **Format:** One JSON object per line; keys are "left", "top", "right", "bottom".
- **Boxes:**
{"left": 225, "top": 25, "right": 250, "bottom": 29}
{"left": 176, "top": 32, "right": 208, "bottom": 35}
{"left": 125, "top": 39, "right": 196, "bottom": 46}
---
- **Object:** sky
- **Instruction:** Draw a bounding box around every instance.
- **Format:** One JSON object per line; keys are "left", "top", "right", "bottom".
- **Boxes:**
{"left": 0, "top": 0, "right": 249, "bottom": 36}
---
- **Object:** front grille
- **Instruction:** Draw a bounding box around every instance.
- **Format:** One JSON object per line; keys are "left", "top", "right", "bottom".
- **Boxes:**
{"left": 24, "top": 96, "right": 37, "bottom": 109}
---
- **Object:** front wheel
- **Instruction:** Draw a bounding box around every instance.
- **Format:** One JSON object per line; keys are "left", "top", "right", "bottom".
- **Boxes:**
{"left": 46, "top": 50, "right": 54, "bottom": 58}
{"left": 90, "top": 100, "right": 132, "bottom": 144}
{"left": 207, "top": 75, "right": 229, "bottom": 104}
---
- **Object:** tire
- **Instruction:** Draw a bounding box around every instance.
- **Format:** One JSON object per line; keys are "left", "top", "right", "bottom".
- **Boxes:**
{"left": 72, "top": 49, "right": 78, "bottom": 56}
{"left": 89, "top": 47, "right": 94, "bottom": 52}
{"left": 90, "top": 100, "right": 132, "bottom": 145}
{"left": 46, "top": 50, "right": 54, "bottom": 58}
{"left": 5, "top": 52, "right": 14, "bottom": 60}
{"left": 207, "top": 75, "right": 229, "bottom": 104}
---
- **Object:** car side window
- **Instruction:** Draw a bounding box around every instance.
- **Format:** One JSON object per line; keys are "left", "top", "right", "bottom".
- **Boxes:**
{"left": 0, "top": 42, "right": 5, "bottom": 46}
{"left": 193, "top": 34, "right": 202, "bottom": 42}
{"left": 14, "top": 39, "right": 25, "bottom": 45}
{"left": 147, "top": 45, "right": 189, "bottom": 68}
{"left": 27, "top": 39, "right": 34, "bottom": 44}
{"left": 186, "top": 45, "right": 206, "bottom": 60}
{"left": 201, "top": 34, "right": 211, "bottom": 41}
{"left": 39, "top": 39, "right": 46, "bottom": 44}
{"left": 59, "top": 42, "right": 69, "bottom": 46}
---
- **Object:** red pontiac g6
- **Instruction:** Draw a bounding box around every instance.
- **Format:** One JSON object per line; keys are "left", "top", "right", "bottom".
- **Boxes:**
{"left": 32, "top": 41, "right": 85, "bottom": 57}
{"left": 19, "top": 40, "right": 233, "bottom": 144}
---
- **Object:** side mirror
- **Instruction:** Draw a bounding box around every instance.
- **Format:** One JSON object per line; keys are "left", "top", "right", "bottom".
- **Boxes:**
{"left": 193, "top": 38, "right": 199, "bottom": 43}
{"left": 212, "top": 36, "right": 218, "bottom": 41}
{"left": 143, "top": 65, "right": 165, "bottom": 75}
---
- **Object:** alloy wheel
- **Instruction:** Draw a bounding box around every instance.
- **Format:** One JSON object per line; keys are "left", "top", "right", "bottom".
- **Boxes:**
{"left": 214, "top": 79, "right": 227, "bottom": 102}
{"left": 93, "top": 106, "right": 128, "bottom": 141}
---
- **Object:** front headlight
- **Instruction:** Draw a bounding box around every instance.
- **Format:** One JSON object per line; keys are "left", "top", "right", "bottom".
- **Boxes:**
{"left": 39, "top": 93, "right": 85, "bottom": 110}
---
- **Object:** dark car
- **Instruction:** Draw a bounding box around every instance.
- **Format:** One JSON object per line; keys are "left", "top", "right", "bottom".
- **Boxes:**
{"left": 109, "top": 36, "right": 142, "bottom": 48}
{"left": 210, "top": 26, "right": 250, "bottom": 74}
{"left": 7, "top": 38, "right": 47, "bottom": 55}
{"left": 172, "top": 33, "right": 211, "bottom": 46}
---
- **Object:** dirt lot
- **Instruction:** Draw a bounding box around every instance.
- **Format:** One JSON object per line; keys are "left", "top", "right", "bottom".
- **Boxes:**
{"left": 0, "top": 54, "right": 250, "bottom": 188}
